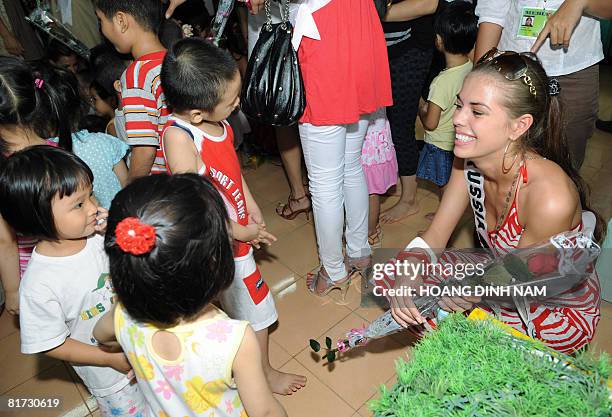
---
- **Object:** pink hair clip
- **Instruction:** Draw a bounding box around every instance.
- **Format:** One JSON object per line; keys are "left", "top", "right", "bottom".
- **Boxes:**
{"left": 34, "top": 78, "right": 44, "bottom": 89}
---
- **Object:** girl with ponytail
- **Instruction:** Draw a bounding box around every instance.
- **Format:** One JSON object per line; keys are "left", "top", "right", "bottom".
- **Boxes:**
{"left": 0, "top": 56, "right": 61, "bottom": 315}
{"left": 390, "top": 49, "right": 604, "bottom": 355}
{"left": 0, "top": 57, "right": 128, "bottom": 315}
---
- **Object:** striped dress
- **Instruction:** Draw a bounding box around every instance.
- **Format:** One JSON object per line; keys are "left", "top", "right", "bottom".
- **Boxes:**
{"left": 463, "top": 160, "right": 600, "bottom": 354}
{"left": 378, "top": 160, "right": 600, "bottom": 355}
{"left": 120, "top": 50, "right": 169, "bottom": 174}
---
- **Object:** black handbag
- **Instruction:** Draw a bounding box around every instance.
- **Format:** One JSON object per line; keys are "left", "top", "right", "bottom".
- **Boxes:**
{"left": 372, "top": 0, "right": 389, "bottom": 20}
{"left": 241, "top": 0, "right": 306, "bottom": 126}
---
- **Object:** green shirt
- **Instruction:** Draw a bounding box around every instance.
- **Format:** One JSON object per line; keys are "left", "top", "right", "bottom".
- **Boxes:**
{"left": 424, "top": 60, "right": 473, "bottom": 151}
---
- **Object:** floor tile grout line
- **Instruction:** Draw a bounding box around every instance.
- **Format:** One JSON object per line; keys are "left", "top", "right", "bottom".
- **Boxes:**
{"left": 0, "top": 362, "right": 72, "bottom": 396}
{"left": 291, "top": 354, "right": 358, "bottom": 414}
{"left": 281, "top": 304, "right": 354, "bottom": 358}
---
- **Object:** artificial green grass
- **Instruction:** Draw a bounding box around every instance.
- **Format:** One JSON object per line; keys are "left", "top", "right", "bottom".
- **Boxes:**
{"left": 370, "top": 314, "right": 611, "bottom": 417}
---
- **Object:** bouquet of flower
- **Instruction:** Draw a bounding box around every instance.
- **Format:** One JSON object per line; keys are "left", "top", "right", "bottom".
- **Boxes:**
{"left": 26, "top": 5, "right": 90, "bottom": 59}
{"left": 310, "top": 231, "right": 600, "bottom": 362}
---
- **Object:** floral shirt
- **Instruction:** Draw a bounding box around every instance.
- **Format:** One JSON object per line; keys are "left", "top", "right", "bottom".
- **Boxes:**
{"left": 115, "top": 304, "right": 248, "bottom": 417}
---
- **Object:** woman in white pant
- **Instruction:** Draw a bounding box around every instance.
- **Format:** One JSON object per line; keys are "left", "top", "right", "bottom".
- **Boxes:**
{"left": 288, "top": 0, "right": 392, "bottom": 295}
{"left": 167, "top": 0, "right": 392, "bottom": 294}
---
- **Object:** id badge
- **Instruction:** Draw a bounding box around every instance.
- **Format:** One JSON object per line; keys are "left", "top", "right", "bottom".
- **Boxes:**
{"left": 517, "top": 7, "right": 556, "bottom": 39}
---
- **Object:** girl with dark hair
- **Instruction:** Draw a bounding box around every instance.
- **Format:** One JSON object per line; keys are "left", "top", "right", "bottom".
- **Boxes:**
{"left": 0, "top": 57, "right": 127, "bottom": 316}
{"left": 0, "top": 57, "right": 62, "bottom": 315}
{"left": 0, "top": 146, "right": 145, "bottom": 416}
{"left": 93, "top": 173, "right": 288, "bottom": 417}
{"left": 391, "top": 49, "right": 605, "bottom": 354}
{"left": 31, "top": 62, "right": 130, "bottom": 209}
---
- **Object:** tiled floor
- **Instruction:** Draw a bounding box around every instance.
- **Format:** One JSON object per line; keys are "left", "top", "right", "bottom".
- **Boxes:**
{"left": 1, "top": 67, "right": 611, "bottom": 417}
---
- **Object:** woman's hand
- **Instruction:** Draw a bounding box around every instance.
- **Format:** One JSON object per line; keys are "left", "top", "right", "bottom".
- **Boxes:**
{"left": 531, "top": 0, "right": 586, "bottom": 52}
{"left": 438, "top": 294, "right": 480, "bottom": 313}
{"left": 164, "top": 0, "right": 187, "bottom": 19}
{"left": 389, "top": 253, "right": 428, "bottom": 327}
{"left": 164, "top": 0, "right": 265, "bottom": 19}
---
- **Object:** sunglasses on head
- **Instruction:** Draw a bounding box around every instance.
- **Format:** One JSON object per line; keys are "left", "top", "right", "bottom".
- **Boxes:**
{"left": 476, "top": 48, "right": 538, "bottom": 97}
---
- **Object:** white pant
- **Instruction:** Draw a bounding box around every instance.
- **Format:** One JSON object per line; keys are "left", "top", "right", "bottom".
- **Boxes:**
{"left": 299, "top": 117, "right": 372, "bottom": 282}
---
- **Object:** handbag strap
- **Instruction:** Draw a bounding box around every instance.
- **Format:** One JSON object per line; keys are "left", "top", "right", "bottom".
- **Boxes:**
{"left": 264, "top": 0, "right": 291, "bottom": 31}
{"left": 211, "top": 0, "right": 235, "bottom": 45}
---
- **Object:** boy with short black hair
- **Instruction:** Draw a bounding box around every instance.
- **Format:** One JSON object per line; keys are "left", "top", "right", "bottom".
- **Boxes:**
{"left": 95, "top": 0, "right": 168, "bottom": 179}
{"left": 417, "top": 0, "right": 478, "bottom": 191}
{"left": 161, "top": 37, "right": 307, "bottom": 396}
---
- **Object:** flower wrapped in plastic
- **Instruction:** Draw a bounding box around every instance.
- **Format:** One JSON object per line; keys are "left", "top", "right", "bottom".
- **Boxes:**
{"left": 310, "top": 230, "right": 600, "bottom": 362}
{"left": 26, "top": 4, "right": 90, "bottom": 59}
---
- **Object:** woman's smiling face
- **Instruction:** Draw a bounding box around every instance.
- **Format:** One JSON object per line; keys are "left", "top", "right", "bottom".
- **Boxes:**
{"left": 452, "top": 72, "right": 517, "bottom": 161}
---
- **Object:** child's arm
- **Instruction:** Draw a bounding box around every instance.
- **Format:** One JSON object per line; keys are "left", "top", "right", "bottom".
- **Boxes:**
{"left": 232, "top": 221, "right": 276, "bottom": 249}
{"left": 0, "top": 215, "right": 20, "bottom": 315}
{"left": 45, "top": 338, "right": 131, "bottom": 374}
{"left": 162, "top": 127, "right": 200, "bottom": 174}
{"left": 418, "top": 97, "right": 443, "bottom": 132}
{"left": 113, "top": 159, "right": 129, "bottom": 188}
{"left": 233, "top": 326, "right": 288, "bottom": 417}
{"left": 128, "top": 146, "right": 157, "bottom": 181}
{"left": 121, "top": 74, "right": 162, "bottom": 180}
{"left": 241, "top": 175, "right": 264, "bottom": 225}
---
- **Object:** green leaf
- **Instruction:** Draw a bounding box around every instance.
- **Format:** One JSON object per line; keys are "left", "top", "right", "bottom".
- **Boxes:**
{"left": 503, "top": 253, "right": 534, "bottom": 282}
{"left": 327, "top": 350, "right": 336, "bottom": 362}
{"left": 326, "top": 336, "right": 332, "bottom": 350}
{"left": 309, "top": 339, "right": 320, "bottom": 352}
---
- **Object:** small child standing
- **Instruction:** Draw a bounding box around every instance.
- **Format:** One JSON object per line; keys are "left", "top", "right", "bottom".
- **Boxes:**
{"left": 89, "top": 45, "right": 131, "bottom": 141}
{"left": 95, "top": 0, "right": 169, "bottom": 179}
{"left": 361, "top": 108, "right": 397, "bottom": 248}
{"left": 93, "top": 173, "right": 288, "bottom": 417}
{"left": 160, "top": 38, "right": 306, "bottom": 395}
{"left": 417, "top": 1, "right": 477, "bottom": 195}
{"left": 0, "top": 146, "right": 145, "bottom": 416}
{"left": 32, "top": 62, "right": 129, "bottom": 209}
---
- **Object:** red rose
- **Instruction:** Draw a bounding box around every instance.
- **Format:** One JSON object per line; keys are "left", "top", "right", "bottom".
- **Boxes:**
{"left": 115, "top": 217, "right": 157, "bottom": 255}
{"left": 527, "top": 253, "right": 558, "bottom": 275}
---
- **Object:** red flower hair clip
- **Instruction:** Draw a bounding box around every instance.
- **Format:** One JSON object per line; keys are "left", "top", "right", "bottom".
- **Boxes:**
{"left": 115, "top": 217, "right": 157, "bottom": 255}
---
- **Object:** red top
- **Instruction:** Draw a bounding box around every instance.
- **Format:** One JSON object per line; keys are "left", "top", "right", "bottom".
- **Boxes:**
{"left": 297, "top": 0, "right": 393, "bottom": 125}
{"left": 162, "top": 117, "right": 250, "bottom": 257}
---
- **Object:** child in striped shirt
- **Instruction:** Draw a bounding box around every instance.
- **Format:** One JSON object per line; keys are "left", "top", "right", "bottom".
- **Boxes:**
{"left": 95, "top": 0, "right": 169, "bottom": 180}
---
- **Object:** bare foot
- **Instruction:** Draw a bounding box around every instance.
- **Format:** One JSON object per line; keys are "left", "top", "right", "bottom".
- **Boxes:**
{"left": 266, "top": 368, "right": 307, "bottom": 395}
{"left": 380, "top": 200, "right": 419, "bottom": 224}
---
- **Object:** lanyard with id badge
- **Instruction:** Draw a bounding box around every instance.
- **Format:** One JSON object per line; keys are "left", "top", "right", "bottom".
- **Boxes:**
{"left": 517, "top": 1, "right": 556, "bottom": 39}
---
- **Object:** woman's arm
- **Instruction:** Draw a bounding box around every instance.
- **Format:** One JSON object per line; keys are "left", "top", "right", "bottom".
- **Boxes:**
{"left": 0, "top": 216, "right": 21, "bottom": 315}
{"left": 474, "top": 22, "right": 502, "bottom": 62}
{"left": 421, "top": 157, "right": 470, "bottom": 248}
{"left": 384, "top": 0, "right": 438, "bottom": 23}
{"left": 516, "top": 175, "right": 579, "bottom": 248}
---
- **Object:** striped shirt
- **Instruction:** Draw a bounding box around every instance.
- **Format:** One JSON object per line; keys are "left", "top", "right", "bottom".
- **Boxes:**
{"left": 120, "top": 50, "right": 169, "bottom": 174}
